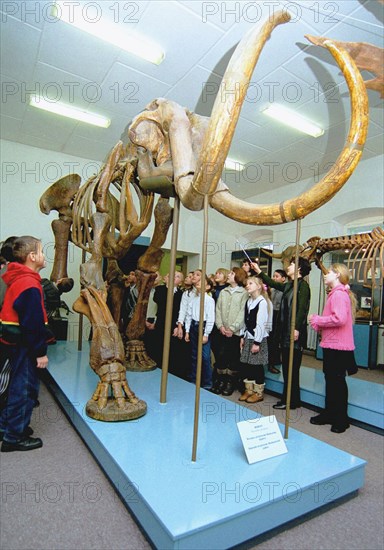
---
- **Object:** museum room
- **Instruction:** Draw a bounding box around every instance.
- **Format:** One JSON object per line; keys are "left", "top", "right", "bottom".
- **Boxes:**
{"left": 0, "top": 1, "right": 383, "bottom": 549}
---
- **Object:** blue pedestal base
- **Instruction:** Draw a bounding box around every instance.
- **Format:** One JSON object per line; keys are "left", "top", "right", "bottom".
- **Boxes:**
{"left": 45, "top": 343, "right": 366, "bottom": 550}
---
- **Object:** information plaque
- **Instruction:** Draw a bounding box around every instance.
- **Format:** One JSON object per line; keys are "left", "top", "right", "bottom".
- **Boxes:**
{"left": 237, "top": 415, "right": 288, "bottom": 464}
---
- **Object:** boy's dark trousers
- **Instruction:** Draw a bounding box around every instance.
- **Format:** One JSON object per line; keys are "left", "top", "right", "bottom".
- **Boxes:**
{"left": 0, "top": 348, "right": 39, "bottom": 442}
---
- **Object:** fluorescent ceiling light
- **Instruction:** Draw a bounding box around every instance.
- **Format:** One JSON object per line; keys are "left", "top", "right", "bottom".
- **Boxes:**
{"left": 224, "top": 158, "right": 244, "bottom": 171}
{"left": 52, "top": 2, "right": 165, "bottom": 65}
{"left": 29, "top": 95, "right": 111, "bottom": 128}
{"left": 261, "top": 104, "right": 324, "bottom": 138}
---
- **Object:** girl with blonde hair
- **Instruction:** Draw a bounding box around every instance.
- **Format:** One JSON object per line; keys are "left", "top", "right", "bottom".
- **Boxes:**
{"left": 309, "top": 263, "right": 357, "bottom": 433}
{"left": 239, "top": 276, "right": 272, "bottom": 403}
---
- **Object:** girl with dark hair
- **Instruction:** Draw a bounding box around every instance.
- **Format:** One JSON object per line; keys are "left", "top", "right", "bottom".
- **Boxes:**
{"left": 252, "top": 257, "right": 311, "bottom": 409}
{"left": 241, "top": 259, "right": 256, "bottom": 277}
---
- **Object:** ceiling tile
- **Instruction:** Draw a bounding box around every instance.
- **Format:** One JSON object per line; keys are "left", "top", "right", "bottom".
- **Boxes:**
{"left": 30, "top": 62, "right": 102, "bottom": 108}
{"left": 291, "top": 0, "right": 367, "bottom": 35}
{"left": 0, "top": 114, "right": 22, "bottom": 141}
{"left": 167, "top": 66, "right": 222, "bottom": 116}
{"left": 117, "top": 1, "right": 224, "bottom": 86}
{"left": 0, "top": 74, "right": 29, "bottom": 119}
{"left": 330, "top": 3, "right": 384, "bottom": 41}
{"left": 178, "top": 0, "right": 246, "bottom": 31}
{"left": 0, "top": 0, "right": 53, "bottom": 29}
{"left": 0, "top": 16, "right": 41, "bottom": 81}
{"left": 39, "top": 21, "right": 119, "bottom": 83}
{"left": 99, "top": 62, "right": 171, "bottom": 116}
{"left": 364, "top": 134, "right": 384, "bottom": 156}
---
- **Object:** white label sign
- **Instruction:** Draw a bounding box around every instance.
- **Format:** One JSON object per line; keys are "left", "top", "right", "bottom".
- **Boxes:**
{"left": 237, "top": 415, "right": 288, "bottom": 464}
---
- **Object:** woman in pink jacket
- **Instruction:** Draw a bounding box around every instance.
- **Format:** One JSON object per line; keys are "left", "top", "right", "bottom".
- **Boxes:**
{"left": 309, "top": 264, "right": 357, "bottom": 434}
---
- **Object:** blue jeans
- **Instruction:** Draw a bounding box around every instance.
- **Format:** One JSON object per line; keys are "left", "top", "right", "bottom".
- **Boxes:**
{"left": 0, "top": 348, "right": 40, "bottom": 442}
{"left": 189, "top": 320, "right": 212, "bottom": 389}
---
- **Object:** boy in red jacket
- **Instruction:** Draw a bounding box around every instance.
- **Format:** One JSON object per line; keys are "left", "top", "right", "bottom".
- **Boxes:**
{"left": 0, "top": 236, "right": 54, "bottom": 451}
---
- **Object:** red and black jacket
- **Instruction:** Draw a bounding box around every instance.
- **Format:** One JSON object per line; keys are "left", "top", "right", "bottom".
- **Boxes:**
{"left": 0, "top": 263, "right": 55, "bottom": 356}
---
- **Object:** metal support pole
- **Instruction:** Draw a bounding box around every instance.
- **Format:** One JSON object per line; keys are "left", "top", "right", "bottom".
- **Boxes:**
{"left": 284, "top": 219, "right": 302, "bottom": 439}
{"left": 160, "top": 196, "right": 181, "bottom": 403}
{"left": 192, "top": 194, "right": 209, "bottom": 462}
{"left": 77, "top": 247, "right": 86, "bottom": 351}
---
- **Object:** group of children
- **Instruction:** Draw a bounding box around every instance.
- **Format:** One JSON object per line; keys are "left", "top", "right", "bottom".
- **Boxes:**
{"left": 139, "top": 263, "right": 288, "bottom": 404}
{"left": 151, "top": 257, "right": 357, "bottom": 434}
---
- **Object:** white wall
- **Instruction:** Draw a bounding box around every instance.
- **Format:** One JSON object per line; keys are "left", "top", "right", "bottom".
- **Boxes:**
{"left": 1, "top": 139, "right": 382, "bottom": 333}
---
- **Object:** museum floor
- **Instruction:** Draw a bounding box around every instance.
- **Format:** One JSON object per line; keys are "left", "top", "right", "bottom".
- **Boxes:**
{"left": 0, "top": 344, "right": 383, "bottom": 550}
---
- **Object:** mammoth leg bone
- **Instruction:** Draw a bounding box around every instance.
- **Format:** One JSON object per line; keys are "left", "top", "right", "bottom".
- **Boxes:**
{"left": 104, "top": 259, "right": 126, "bottom": 326}
{"left": 73, "top": 286, "right": 146, "bottom": 421}
{"left": 125, "top": 197, "right": 173, "bottom": 371}
{"left": 39, "top": 173, "right": 81, "bottom": 286}
{"left": 50, "top": 218, "right": 73, "bottom": 287}
{"left": 80, "top": 212, "right": 110, "bottom": 291}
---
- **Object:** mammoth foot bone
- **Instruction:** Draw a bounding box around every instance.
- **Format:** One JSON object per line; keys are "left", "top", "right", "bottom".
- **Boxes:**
{"left": 86, "top": 360, "right": 147, "bottom": 422}
{"left": 125, "top": 339, "right": 157, "bottom": 372}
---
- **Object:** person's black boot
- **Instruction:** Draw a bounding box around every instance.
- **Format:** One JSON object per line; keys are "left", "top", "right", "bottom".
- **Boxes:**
{"left": 211, "top": 376, "right": 225, "bottom": 394}
{"left": 222, "top": 377, "right": 236, "bottom": 396}
{"left": 310, "top": 414, "right": 332, "bottom": 425}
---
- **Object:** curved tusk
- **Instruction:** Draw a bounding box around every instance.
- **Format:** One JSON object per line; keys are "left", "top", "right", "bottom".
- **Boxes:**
{"left": 180, "top": 10, "right": 291, "bottom": 209}
{"left": 209, "top": 40, "right": 369, "bottom": 224}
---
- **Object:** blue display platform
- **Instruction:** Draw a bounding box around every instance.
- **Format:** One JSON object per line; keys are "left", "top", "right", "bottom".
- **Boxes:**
{"left": 45, "top": 342, "right": 366, "bottom": 550}
{"left": 265, "top": 363, "right": 384, "bottom": 430}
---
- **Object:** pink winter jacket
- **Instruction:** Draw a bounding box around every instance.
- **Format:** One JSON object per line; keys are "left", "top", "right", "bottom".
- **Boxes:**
{"left": 310, "top": 284, "right": 355, "bottom": 351}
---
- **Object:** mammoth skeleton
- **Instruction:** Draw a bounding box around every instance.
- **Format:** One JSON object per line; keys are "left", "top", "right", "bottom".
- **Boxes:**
{"left": 40, "top": 11, "right": 371, "bottom": 420}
